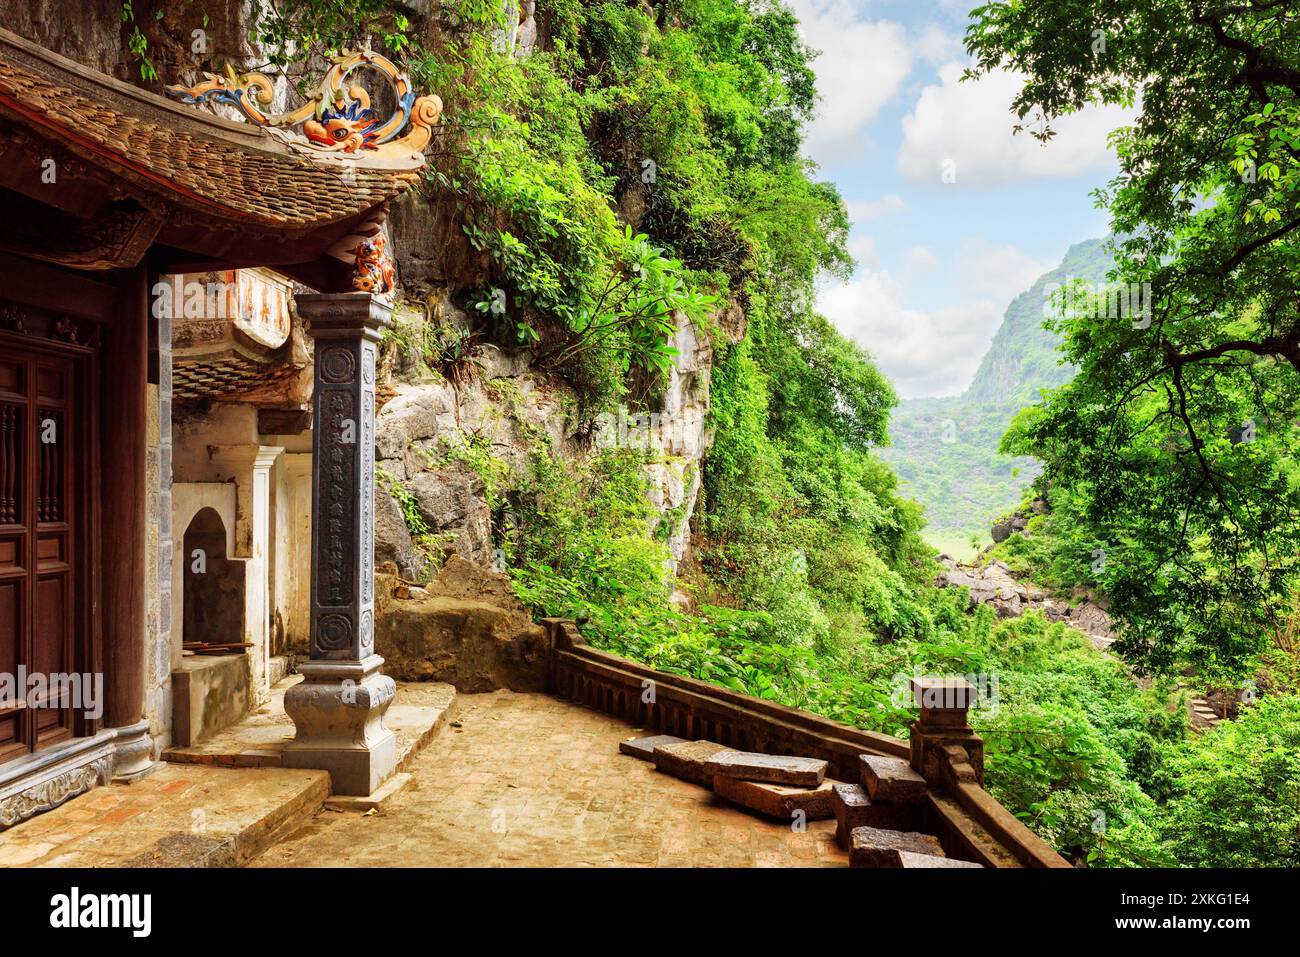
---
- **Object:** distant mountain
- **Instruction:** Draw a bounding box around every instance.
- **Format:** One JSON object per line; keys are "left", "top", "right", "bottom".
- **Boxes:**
{"left": 878, "top": 239, "right": 1112, "bottom": 553}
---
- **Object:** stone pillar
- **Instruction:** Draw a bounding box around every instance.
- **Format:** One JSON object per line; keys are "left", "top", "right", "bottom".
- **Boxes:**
{"left": 281, "top": 293, "right": 396, "bottom": 796}
{"left": 209, "top": 443, "right": 283, "bottom": 701}
{"left": 908, "top": 676, "right": 984, "bottom": 787}
{"left": 281, "top": 453, "right": 314, "bottom": 652}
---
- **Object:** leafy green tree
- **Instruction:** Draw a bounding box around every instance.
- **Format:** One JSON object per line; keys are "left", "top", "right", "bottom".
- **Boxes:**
{"left": 970, "top": 0, "right": 1300, "bottom": 674}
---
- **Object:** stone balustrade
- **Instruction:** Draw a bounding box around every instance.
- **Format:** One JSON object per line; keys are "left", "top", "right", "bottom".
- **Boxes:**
{"left": 545, "top": 619, "right": 1069, "bottom": 868}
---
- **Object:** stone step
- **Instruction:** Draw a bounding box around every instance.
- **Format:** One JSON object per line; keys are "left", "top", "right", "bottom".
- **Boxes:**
{"left": 0, "top": 764, "right": 329, "bottom": 868}
{"left": 831, "top": 782, "right": 913, "bottom": 848}
{"left": 848, "top": 825, "right": 946, "bottom": 868}
{"left": 712, "top": 774, "right": 840, "bottom": 821}
{"left": 858, "top": 754, "right": 927, "bottom": 804}
{"left": 651, "top": 740, "right": 735, "bottom": 787}
{"left": 618, "top": 733, "right": 686, "bottom": 761}
{"left": 323, "top": 772, "right": 413, "bottom": 812}
{"left": 703, "top": 751, "right": 828, "bottom": 787}
{"left": 164, "top": 678, "right": 457, "bottom": 781}
{"left": 1188, "top": 696, "right": 1223, "bottom": 732}
{"left": 895, "top": 851, "right": 984, "bottom": 868}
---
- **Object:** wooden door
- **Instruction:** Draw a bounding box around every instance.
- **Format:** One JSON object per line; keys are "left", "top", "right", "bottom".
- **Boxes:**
{"left": 0, "top": 341, "right": 83, "bottom": 761}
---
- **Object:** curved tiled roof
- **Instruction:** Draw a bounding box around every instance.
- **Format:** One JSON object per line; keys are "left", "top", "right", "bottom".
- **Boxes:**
{"left": 0, "top": 28, "right": 426, "bottom": 231}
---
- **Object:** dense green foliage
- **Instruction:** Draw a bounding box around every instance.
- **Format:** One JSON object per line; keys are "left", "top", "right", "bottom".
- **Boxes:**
{"left": 1150, "top": 695, "right": 1300, "bottom": 867}
{"left": 969, "top": 0, "right": 1300, "bottom": 677}
{"left": 418, "top": 0, "right": 849, "bottom": 408}
{"left": 700, "top": 291, "right": 935, "bottom": 651}
{"left": 495, "top": 433, "right": 1204, "bottom": 866}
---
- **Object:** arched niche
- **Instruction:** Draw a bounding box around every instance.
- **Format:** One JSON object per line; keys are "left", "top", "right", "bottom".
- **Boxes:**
{"left": 181, "top": 507, "right": 246, "bottom": 649}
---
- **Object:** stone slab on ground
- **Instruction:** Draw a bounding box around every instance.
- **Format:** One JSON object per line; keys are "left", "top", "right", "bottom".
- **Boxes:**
{"left": 704, "top": 751, "right": 827, "bottom": 787}
{"left": 894, "top": 851, "right": 983, "bottom": 868}
{"left": 858, "top": 754, "right": 927, "bottom": 804}
{"left": 619, "top": 734, "right": 686, "bottom": 761}
{"left": 713, "top": 774, "right": 838, "bottom": 821}
{"left": 323, "top": 773, "right": 413, "bottom": 812}
{"left": 164, "top": 677, "right": 456, "bottom": 778}
{"left": 652, "top": 740, "right": 734, "bottom": 788}
{"left": 849, "top": 826, "right": 945, "bottom": 868}
{"left": 831, "top": 783, "right": 913, "bottom": 849}
{"left": 0, "top": 764, "right": 328, "bottom": 868}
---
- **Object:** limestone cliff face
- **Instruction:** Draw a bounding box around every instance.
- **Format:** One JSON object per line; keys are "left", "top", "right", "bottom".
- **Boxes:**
{"left": 372, "top": 294, "right": 718, "bottom": 582}
{"left": 0, "top": 0, "right": 125, "bottom": 76}
{"left": 0, "top": 0, "right": 296, "bottom": 98}
{"left": 4, "top": 0, "right": 719, "bottom": 685}
{"left": 369, "top": 292, "right": 721, "bottom": 693}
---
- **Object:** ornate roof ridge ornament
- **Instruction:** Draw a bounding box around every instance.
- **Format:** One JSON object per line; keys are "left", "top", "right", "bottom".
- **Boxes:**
{"left": 166, "top": 48, "right": 442, "bottom": 160}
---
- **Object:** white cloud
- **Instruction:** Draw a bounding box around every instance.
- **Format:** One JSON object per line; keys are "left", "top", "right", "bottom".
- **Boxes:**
{"left": 789, "top": 1, "right": 913, "bottom": 165}
{"left": 897, "top": 63, "right": 1135, "bottom": 187}
{"left": 818, "top": 239, "right": 1046, "bottom": 398}
{"left": 845, "top": 193, "right": 906, "bottom": 223}
{"left": 820, "top": 272, "right": 995, "bottom": 398}
{"left": 901, "top": 246, "right": 939, "bottom": 283}
{"left": 950, "top": 238, "right": 1045, "bottom": 303}
{"left": 848, "top": 233, "right": 879, "bottom": 268}
{"left": 915, "top": 24, "right": 961, "bottom": 66}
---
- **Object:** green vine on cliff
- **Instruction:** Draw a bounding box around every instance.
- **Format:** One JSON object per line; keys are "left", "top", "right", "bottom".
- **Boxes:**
{"left": 120, "top": 1, "right": 159, "bottom": 81}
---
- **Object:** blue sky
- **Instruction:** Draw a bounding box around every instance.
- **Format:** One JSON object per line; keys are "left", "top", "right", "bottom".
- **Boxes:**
{"left": 789, "top": 0, "right": 1131, "bottom": 398}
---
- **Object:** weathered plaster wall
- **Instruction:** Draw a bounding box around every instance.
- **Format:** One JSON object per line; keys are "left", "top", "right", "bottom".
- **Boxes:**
{"left": 170, "top": 399, "right": 312, "bottom": 706}
{"left": 171, "top": 482, "right": 239, "bottom": 668}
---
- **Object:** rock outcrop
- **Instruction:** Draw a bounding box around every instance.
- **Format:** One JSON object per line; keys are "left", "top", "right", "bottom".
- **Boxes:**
{"left": 937, "top": 556, "right": 1115, "bottom": 650}
{"left": 407, "top": 461, "right": 493, "bottom": 565}
{"left": 990, "top": 496, "right": 1046, "bottom": 543}
{"left": 372, "top": 307, "right": 718, "bottom": 578}
{"left": 375, "top": 557, "right": 552, "bottom": 692}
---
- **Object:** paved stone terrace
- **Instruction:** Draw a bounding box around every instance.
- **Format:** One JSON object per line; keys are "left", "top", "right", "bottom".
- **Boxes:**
{"left": 0, "top": 764, "right": 329, "bottom": 867}
{"left": 253, "top": 690, "right": 848, "bottom": 867}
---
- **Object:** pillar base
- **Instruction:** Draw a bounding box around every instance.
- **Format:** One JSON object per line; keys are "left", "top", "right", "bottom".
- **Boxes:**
{"left": 282, "top": 656, "right": 397, "bottom": 796}
{"left": 111, "top": 720, "right": 158, "bottom": 784}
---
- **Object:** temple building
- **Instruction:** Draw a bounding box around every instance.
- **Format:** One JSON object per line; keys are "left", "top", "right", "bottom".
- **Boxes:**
{"left": 0, "top": 23, "right": 440, "bottom": 818}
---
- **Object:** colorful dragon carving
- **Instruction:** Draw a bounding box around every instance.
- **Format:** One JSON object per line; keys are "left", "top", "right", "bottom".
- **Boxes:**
{"left": 353, "top": 233, "right": 395, "bottom": 294}
{"left": 167, "top": 49, "right": 441, "bottom": 157}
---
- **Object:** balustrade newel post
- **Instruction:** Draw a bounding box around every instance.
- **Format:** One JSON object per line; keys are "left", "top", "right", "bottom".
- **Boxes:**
{"left": 908, "top": 676, "right": 984, "bottom": 788}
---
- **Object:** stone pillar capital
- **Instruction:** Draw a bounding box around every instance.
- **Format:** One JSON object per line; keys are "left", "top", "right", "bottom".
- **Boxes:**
{"left": 296, "top": 292, "right": 392, "bottom": 343}
{"left": 208, "top": 443, "right": 284, "bottom": 472}
{"left": 252, "top": 446, "right": 284, "bottom": 470}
